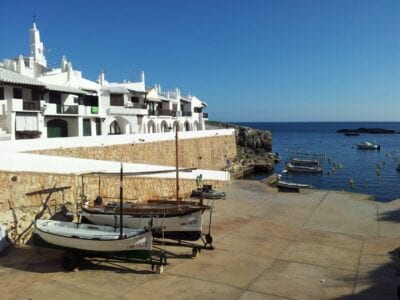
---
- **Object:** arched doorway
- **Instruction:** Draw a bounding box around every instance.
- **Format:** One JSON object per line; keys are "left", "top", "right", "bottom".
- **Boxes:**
{"left": 172, "top": 121, "right": 180, "bottom": 132}
{"left": 161, "top": 121, "right": 169, "bottom": 132}
{"left": 109, "top": 120, "right": 121, "bottom": 135}
{"left": 194, "top": 121, "right": 200, "bottom": 131}
{"left": 147, "top": 120, "right": 156, "bottom": 133}
{"left": 47, "top": 119, "right": 68, "bottom": 138}
{"left": 184, "top": 121, "right": 191, "bottom": 131}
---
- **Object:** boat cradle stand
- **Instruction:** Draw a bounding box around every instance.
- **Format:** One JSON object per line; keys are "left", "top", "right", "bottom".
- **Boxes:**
{"left": 153, "top": 205, "right": 215, "bottom": 257}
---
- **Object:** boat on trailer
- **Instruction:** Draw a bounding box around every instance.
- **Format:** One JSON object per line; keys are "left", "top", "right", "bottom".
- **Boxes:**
{"left": 34, "top": 219, "right": 152, "bottom": 253}
{"left": 79, "top": 123, "right": 214, "bottom": 247}
{"left": 81, "top": 201, "right": 208, "bottom": 241}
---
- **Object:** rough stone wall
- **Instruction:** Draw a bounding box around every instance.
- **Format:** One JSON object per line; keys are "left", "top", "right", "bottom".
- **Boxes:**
{"left": 30, "top": 135, "right": 237, "bottom": 170}
{"left": 0, "top": 171, "right": 225, "bottom": 245}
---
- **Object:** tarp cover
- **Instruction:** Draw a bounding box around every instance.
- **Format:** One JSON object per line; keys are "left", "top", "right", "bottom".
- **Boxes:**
{"left": 0, "top": 225, "right": 10, "bottom": 254}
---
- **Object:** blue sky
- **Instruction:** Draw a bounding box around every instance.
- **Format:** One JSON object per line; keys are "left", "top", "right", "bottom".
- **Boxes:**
{"left": 1, "top": 0, "right": 399, "bottom": 122}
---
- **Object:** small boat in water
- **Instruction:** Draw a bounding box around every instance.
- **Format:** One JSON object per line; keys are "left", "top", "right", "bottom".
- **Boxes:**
{"left": 357, "top": 141, "right": 380, "bottom": 150}
{"left": 276, "top": 180, "right": 314, "bottom": 190}
{"left": 285, "top": 163, "right": 323, "bottom": 173}
{"left": 291, "top": 158, "right": 319, "bottom": 166}
{"left": 345, "top": 132, "right": 360, "bottom": 136}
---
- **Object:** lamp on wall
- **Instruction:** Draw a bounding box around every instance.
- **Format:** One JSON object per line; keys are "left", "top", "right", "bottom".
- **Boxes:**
{"left": 40, "top": 103, "right": 47, "bottom": 114}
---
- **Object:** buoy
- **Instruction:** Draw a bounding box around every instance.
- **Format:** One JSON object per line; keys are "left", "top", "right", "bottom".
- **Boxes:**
{"left": 349, "top": 179, "right": 355, "bottom": 189}
{"left": 338, "top": 163, "right": 343, "bottom": 170}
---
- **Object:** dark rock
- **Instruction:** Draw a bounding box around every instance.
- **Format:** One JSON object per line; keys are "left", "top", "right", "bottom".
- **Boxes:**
{"left": 337, "top": 128, "right": 397, "bottom": 134}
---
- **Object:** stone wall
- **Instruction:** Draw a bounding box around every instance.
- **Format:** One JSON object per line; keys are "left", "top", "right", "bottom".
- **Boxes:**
{"left": 0, "top": 170, "right": 225, "bottom": 244}
{"left": 30, "top": 135, "right": 237, "bottom": 170}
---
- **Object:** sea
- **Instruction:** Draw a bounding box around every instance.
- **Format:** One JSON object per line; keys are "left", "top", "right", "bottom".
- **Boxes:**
{"left": 235, "top": 122, "right": 400, "bottom": 202}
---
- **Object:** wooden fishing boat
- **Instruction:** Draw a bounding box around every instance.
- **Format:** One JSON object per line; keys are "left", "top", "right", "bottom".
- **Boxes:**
{"left": 275, "top": 180, "right": 314, "bottom": 189}
{"left": 81, "top": 201, "right": 207, "bottom": 241}
{"left": 34, "top": 219, "right": 152, "bottom": 253}
{"left": 291, "top": 158, "right": 319, "bottom": 166}
{"left": 285, "top": 163, "right": 322, "bottom": 173}
{"left": 357, "top": 141, "right": 380, "bottom": 150}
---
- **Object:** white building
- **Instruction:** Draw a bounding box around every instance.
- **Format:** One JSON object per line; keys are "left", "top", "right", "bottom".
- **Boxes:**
{"left": 0, "top": 23, "right": 208, "bottom": 140}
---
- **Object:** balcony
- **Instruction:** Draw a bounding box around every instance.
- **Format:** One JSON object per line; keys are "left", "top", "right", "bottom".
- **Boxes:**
{"left": 203, "top": 112, "right": 208, "bottom": 119}
{"left": 23, "top": 101, "right": 41, "bottom": 111}
{"left": 107, "top": 105, "right": 148, "bottom": 116}
{"left": 182, "top": 111, "right": 192, "bottom": 117}
{"left": 125, "top": 103, "right": 147, "bottom": 109}
{"left": 158, "top": 109, "right": 174, "bottom": 116}
{"left": 57, "top": 105, "right": 79, "bottom": 114}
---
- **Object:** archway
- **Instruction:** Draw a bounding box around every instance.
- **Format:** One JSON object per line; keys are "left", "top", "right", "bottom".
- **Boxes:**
{"left": 160, "top": 121, "right": 169, "bottom": 132}
{"left": 194, "top": 121, "right": 200, "bottom": 131}
{"left": 147, "top": 120, "right": 156, "bottom": 133}
{"left": 109, "top": 120, "right": 121, "bottom": 135}
{"left": 172, "top": 121, "right": 180, "bottom": 132}
{"left": 184, "top": 121, "right": 191, "bottom": 131}
{"left": 47, "top": 119, "right": 68, "bottom": 138}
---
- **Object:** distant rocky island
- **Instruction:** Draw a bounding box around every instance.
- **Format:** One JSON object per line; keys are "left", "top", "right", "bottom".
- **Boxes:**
{"left": 337, "top": 128, "right": 398, "bottom": 134}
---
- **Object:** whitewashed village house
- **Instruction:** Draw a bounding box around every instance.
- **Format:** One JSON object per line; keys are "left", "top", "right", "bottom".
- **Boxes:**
{"left": 0, "top": 23, "right": 208, "bottom": 140}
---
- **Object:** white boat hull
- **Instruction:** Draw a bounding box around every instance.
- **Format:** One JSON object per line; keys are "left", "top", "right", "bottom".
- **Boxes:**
{"left": 82, "top": 209, "right": 204, "bottom": 241}
{"left": 34, "top": 220, "right": 152, "bottom": 253}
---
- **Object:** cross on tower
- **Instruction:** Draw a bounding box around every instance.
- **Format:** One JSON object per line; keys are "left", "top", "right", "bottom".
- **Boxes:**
{"left": 32, "top": 14, "right": 37, "bottom": 23}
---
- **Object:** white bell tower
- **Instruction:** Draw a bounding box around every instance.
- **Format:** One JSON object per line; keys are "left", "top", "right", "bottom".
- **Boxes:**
{"left": 29, "top": 22, "right": 47, "bottom": 67}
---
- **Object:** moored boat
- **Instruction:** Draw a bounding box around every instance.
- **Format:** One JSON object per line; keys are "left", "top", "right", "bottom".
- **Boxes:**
{"left": 285, "top": 163, "right": 323, "bottom": 173}
{"left": 344, "top": 132, "right": 360, "bottom": 136}
{"left": 357, "top": 141, "right": 380, "bottom": 150}
{"left": 275, "top": 180, "right": 314, "bottom": 189}
{"left": 291, "top": 158, "right": 319, "bottom": 166}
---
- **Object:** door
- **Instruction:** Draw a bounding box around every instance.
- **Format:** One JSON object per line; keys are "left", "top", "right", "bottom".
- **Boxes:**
{"left": 47, "top": 119, "right": 68, "bottom": 138}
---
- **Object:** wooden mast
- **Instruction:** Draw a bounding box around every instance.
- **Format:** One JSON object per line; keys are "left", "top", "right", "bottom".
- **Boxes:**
{"left": 119, "top": 161, "right": 123, "bottom": 238}
{"left": 175, "top": 123, "right": 179, "bottom": 203}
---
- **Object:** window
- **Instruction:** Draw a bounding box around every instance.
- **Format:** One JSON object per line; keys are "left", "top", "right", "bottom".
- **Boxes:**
{"left": 13, "top": 88, "right": 22, "bottom": 99}
{"left": 110, "top": 94, "right": 124, "bottom": 106}
{"left": 82, "top": 95, "right": 99, "bottom": 106}
{"left": 95, "top": 118, "right": 102, "bottom": 136}
{"left": 32, "top": 89, "right": 41, "bottom": 101}
{"left": 0, "top": 87, "right": 4, "bottom": 100}
{"left": 131, "top": 96, "right": 139, "bottom": 103}
{"left": 194, "top": 107, "right": 202, "bottom": 113}
{"left": 49, "top": 91, "right": 62, "bottom": 104}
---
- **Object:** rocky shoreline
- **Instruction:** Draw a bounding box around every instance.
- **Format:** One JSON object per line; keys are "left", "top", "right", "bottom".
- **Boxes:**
{"left": 206, "top": 121, "right": 274, "bottom": 178}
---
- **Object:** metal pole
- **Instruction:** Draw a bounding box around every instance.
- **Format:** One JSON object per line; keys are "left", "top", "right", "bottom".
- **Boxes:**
{"left": 175, "top": 123, "right": 179, "bottom": 203}
{"left": 119, "top": 162, "right": 123, "bottom": 238}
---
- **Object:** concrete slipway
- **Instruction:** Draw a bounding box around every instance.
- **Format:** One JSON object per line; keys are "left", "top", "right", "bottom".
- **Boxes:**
{"left": 1, "top": 180, "right": 400, "bottom": 299}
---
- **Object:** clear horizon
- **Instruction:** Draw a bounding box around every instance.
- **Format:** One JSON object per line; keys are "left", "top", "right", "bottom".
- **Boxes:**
{"left": 0, "top": 0, "right": 399, "bottom": 122}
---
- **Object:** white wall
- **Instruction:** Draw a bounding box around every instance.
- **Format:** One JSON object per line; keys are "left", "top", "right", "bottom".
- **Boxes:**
{"left": 0, "top": 128, "right": 235, "bottom": 153}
